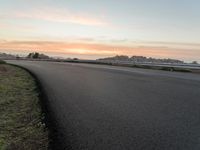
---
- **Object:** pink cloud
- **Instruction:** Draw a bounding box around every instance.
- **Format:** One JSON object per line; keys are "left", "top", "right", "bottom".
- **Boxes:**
{"left": 12, "top": 7, "right": 108, "bottom": 26}
{"left": 0, "top": 23, "right": 6, "bottom": 28}
{"left": 0, "top": 21, "right": 35, "bottom": 31}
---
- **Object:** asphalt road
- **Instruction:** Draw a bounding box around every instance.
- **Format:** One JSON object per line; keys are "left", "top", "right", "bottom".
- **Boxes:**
{"left": 7, "top": 60, "right": 200, "bottom": 150}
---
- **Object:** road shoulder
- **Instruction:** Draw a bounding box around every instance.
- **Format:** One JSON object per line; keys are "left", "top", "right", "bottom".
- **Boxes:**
{"left": 0, "top": 63, "right": 48, "bottom": 149}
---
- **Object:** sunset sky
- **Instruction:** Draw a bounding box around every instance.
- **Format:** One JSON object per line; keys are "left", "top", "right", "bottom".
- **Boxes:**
{"left": 0, "top": 0, "right": 200, "bottom": 62}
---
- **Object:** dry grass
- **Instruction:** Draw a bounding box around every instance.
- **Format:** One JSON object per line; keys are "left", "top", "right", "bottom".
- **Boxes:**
{"left": 0, "top": 64, "right": 48, "bottom": 150}
{"left": 0, "top": 66, "right": 7, "bottom": 72}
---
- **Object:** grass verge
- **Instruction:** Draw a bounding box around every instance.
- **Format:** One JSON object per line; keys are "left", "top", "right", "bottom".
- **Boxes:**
{"left": 0, "top": 63, "right": 48, "bottom": 150}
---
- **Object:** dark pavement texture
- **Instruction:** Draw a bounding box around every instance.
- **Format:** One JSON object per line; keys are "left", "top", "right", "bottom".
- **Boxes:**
{"left": 8, "top": 60, "right": 200, "bottom": 150}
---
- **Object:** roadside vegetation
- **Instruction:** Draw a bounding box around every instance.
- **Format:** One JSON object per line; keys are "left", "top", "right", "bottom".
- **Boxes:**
{"left": 0, "top": 60, "right": 6, "bottom": 64}
{"left": 0, "top": 62, "right": 48, "bottom": 150}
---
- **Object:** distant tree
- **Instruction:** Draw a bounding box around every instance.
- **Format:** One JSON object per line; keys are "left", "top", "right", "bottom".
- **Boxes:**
{"left": 27, "top": 52, "right": 50, "bottom": 59}
{"left": 39, "top": 54, "right": 49, "bottom": 59}
{"left": 98, "top": 55, "right": 185, "bottom": 64}
{"left": 33, "top": 52, "right": 39, "bottom": 59}
{"left": 192, "top": 61, "right": 198, "bottom": 64}
{"left": 27, "top": 53, "right": 33, "bottom": 58}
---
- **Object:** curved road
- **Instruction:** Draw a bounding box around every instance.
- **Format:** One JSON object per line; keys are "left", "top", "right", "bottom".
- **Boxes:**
{"left": 8, "top": 60, "right": 200, "bottom": 150}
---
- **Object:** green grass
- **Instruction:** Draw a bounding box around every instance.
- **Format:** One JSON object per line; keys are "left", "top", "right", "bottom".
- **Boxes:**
{"left": 0, "top": 60, "right": 6, "bottom": 64}
{"left": 0, "top": 64, "right": 48, "bottom": 150}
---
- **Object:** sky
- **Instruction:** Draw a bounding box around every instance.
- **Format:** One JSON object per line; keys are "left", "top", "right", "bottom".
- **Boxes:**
{"left": 0, "top": 0, "right": 200, "bottom": 62}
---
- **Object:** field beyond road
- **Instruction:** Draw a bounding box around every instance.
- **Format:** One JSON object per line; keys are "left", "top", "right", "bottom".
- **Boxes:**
{"left": 0, "top": 63, "right": 48, "bottom": 150}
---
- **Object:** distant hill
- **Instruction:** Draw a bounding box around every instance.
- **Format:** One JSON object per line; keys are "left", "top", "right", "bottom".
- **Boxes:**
{"left": 98, "top": 55, "right": 184, "bottom": 64}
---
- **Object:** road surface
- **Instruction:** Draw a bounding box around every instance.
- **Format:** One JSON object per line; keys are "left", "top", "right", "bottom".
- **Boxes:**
{"left": 7, "top": 60, "right": 200, "bottom": 150}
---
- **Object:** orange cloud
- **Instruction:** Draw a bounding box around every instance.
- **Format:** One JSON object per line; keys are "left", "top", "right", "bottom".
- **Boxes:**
{"left": 0, "top": 40, "right": 200, "bottom": 61}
